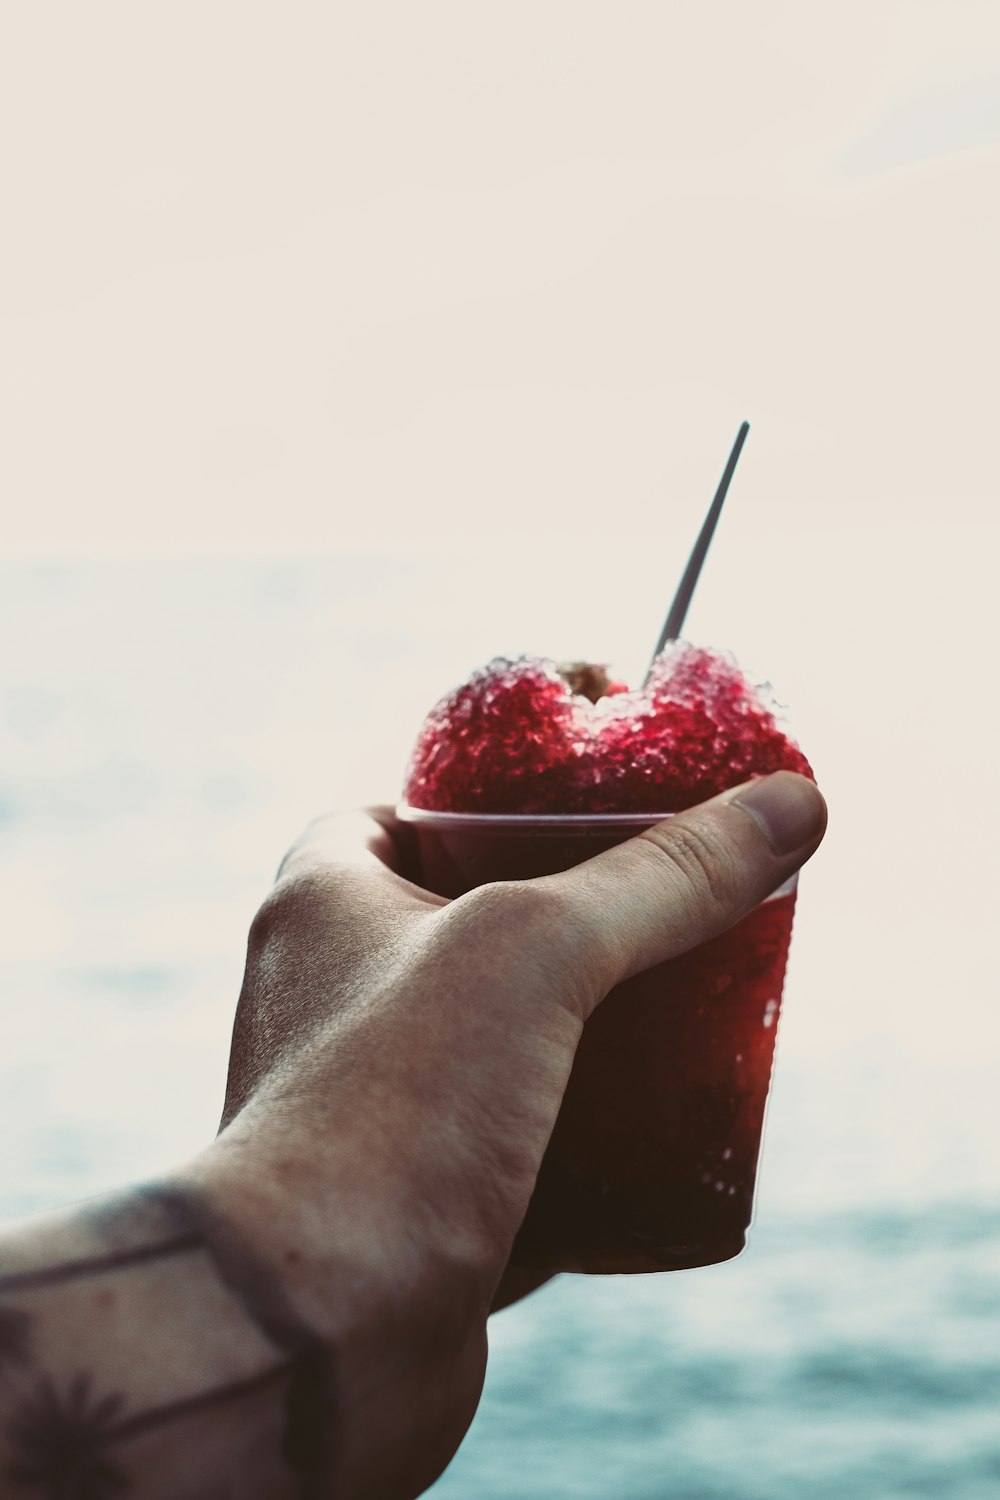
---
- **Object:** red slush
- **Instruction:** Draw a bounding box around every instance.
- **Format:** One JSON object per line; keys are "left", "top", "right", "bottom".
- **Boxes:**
{"left": 400, "top": 646, "right": 811, "bottom": 1274}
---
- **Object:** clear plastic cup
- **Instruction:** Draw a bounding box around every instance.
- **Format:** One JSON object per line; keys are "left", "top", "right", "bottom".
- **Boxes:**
{"left": 397, "top": 805, "right": 797, "bottom": 1275}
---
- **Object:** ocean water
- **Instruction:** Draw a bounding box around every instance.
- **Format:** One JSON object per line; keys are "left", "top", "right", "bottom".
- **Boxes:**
{"left": 1, "top": 559, "right": 998, "bottom": 1498}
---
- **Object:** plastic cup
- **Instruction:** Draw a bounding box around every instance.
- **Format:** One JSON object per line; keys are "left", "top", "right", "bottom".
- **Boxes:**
{"left": 397, "top": 806, "right": 798, "bottom": 1275}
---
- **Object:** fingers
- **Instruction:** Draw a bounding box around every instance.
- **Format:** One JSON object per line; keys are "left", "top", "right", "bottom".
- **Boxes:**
{"left": 540, "top": 771, "right": 827, "bottom": 1013}
{"left": 275, "top": 806, "right": 445, "bottom": 911}
{"left": 226, "top": 808, "right": 444, "bottom": 1123}
{"left": 259, "top": 773, "right": 824, "bottom": 1036}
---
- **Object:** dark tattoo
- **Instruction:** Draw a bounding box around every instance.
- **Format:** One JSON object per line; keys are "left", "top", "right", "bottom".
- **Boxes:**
{"left": 282, "top": 1346, "right": 334, "bottom": 1500}
{"left": 0, "top": 1235, "right": 202, "bottom": 1297}
{"left": 5, "top": 1373, "right": 127, "bottom": 1499}
{"left": 4, "top": 1365, "right": 292, "bottom": 1497}
{"left": 108, "top": 1361, "right": 290, "bottom": 1441}
{"left": 0, "top": 1186, "right": 336, "bottom": 1498}
{"left": 143, "top": 1190, "right": 313, "bottom": 1356}
{"left": 0, "top": 1304, "right": 31, "bottom": 1372}
{"left": 147, "top": 1187, "right": 337, "bottom": 1498}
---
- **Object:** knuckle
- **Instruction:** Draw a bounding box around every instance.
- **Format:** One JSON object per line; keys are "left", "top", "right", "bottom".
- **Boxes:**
{"left": 640, "top": 818, "right": 738, "bottom": 910}
{"left": 439, "top": 878, "right": 598, "bottom": 1019}
{"left": 247, "top": 867, "right": 335, "bottom": 956}
{"left": 451, "top": 878, "right": 582, "bottom": 954}
{"left": 246, "top": 888, "right": 285, "bottom": 958}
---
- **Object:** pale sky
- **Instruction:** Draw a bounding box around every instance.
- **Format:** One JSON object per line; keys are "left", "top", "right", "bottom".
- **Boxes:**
{"left": 1, "top": 3, "right": 999, "bottom": 1229}
{"left": 2, "top": 2, "right": 999, "bottom": 556}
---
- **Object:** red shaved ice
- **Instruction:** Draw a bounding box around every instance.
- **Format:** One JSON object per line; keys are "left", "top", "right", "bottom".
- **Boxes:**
{"left": 402, "top": 642, "right": 812, "bottom": 814}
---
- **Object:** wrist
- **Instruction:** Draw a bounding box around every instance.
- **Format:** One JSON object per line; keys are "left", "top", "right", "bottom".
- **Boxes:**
{"left": 178, "top": 1114, "right": 369, "bottom": 1355}
{"left": 179, "top": 1110, "right": 491, "bottom": 1499}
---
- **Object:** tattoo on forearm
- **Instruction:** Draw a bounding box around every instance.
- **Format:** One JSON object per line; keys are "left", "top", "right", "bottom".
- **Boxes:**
{"left": 0, "top": 1233, "right": 202, "bottom": 1295}
{"left": 0, "top": 1186, "right": 335, "bottom": 1498}
{"left": 0, "top": 1305, "right": 31, "bottom": 1372}
{"left": 6, "top": 1365, "right": 291, "bottom": 1498}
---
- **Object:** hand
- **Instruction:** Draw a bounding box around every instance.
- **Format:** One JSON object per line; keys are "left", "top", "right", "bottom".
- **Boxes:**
{"left": 191, "top": 771, "right": 826, "bottom": 1499}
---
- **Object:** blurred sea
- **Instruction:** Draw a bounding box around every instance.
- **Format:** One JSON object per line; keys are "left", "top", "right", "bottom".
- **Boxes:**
{"left": 1, "top": 559, "right": 998, "bottom": 1499}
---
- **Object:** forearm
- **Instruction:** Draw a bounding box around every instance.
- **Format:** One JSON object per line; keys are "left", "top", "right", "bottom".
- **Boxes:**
{"left": 0, "top": 1176, "right": 333, "bottom": 1499}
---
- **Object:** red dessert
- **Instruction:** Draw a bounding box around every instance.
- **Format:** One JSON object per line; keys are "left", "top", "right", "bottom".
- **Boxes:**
{"left": 400, "top": 644, "right": 811, "bottom": 1274}
{"left": 403, "top": 642, "right": 812, "bottom": 814}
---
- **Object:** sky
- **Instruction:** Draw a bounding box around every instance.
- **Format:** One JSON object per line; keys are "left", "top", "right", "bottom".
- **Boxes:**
{"left": 0, "top": 4, "right": 998, "bottom": 1196}
{"left": 2, "top": 1, "right": 999, "bottom": 556}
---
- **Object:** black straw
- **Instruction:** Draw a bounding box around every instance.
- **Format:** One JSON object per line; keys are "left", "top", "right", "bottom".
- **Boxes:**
{"left": 644, "top": 421, "right": 750, "bottom": 684}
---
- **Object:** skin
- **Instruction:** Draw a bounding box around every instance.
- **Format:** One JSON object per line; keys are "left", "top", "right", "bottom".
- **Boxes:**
{"left": 0, "top": 771, "right": 826, "bottom": 1500}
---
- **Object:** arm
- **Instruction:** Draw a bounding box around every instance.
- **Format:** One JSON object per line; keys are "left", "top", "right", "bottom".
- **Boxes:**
{"left": 0, "top": 1185, "right": 329, "bottom": 1499}
{"left": 0, "top": 774, "right": 826, "bottom": 1499}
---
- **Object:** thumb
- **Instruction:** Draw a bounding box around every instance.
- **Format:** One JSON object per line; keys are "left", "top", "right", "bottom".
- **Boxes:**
{"left": 544, "top": 771, "right": 827, "bottom": 1015}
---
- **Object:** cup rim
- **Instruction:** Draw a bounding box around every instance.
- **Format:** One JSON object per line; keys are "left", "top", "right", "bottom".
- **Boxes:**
{"left": 396, "top": 801, "right": 678, "bottom": 830}
{"left": 396, "top": 802, "right": 799, "bottom": 899}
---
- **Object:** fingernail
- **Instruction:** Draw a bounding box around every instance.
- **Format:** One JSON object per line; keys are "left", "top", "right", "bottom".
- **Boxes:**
{"left": 731, "top": 773, "right": 826, "bottom": 855}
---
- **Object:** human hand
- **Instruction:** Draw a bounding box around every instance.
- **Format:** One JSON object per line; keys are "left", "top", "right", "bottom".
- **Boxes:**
{"left": 189, "top": 770, "right": 826, "bottom": 1499}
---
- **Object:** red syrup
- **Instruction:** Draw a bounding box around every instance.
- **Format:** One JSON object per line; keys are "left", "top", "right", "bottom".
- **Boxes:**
{"left": 400, "top": 644, "right": 811, "bottom": 1274}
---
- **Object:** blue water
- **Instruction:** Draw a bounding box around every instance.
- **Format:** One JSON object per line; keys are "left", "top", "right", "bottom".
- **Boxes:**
{"left": 438, "top": 1207, "right": 1000, "bottom": 1499}
{"left": 1, "top": 560, "right": 998, "bottom": 1498}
